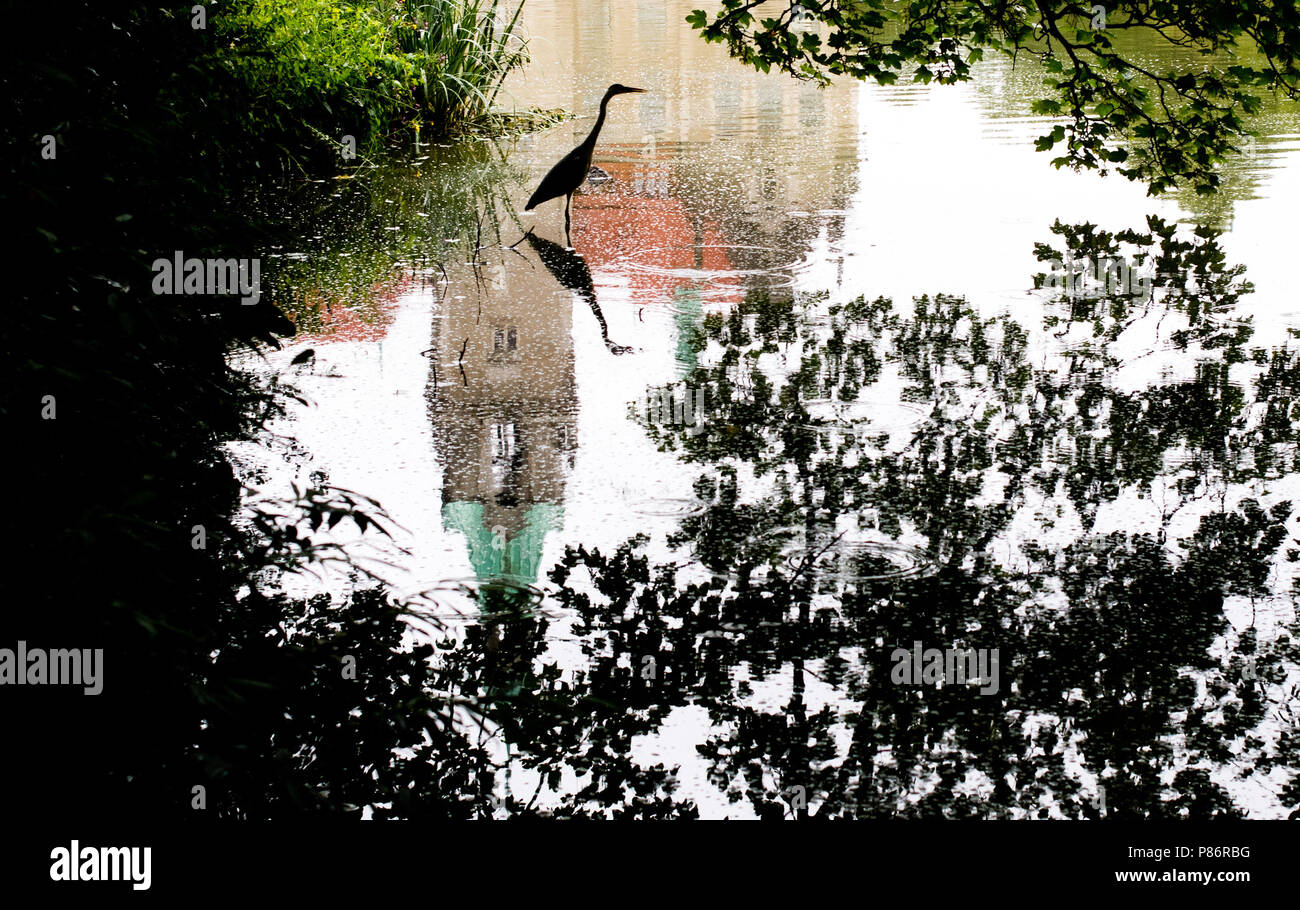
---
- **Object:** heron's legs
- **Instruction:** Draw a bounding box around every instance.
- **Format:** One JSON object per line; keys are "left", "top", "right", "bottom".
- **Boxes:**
{"left": 564, "top": 193, "right": 573, "bottom": 247}
{"left": 580, "top": 289, "right": 632, "bottom": 354}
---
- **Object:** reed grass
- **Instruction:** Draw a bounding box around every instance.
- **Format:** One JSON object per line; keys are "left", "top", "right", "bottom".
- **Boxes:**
{"left": 218, "top": 0, "right": 534, "bottom": 154}
{"left": 390, "top": 0, "right": 529, "bottom": 131}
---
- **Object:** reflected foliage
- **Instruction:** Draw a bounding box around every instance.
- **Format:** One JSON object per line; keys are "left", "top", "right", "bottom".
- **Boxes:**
{"left": 195, "top": 216, "right": 1299, "bottom": 820}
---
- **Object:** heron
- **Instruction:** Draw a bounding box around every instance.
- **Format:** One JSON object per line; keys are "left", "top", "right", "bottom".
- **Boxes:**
{"left": 524, "top": 83, "right": 647, "bottom": 244}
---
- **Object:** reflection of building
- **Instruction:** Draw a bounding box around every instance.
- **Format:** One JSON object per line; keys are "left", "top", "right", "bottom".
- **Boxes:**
{"left": 573, "top": 157, "right": 735, "bottom": 376}
{"left": 508, "top": 0, "right": 860, "bottom": 375}
{"left": 430, "top": 0, "right": 864, "bottom": 576}
{"left": 508, "top": 0, "right": 859, "bottom": 254}
{"left": 427, "top": 252, "right": 576, "bottom": 584}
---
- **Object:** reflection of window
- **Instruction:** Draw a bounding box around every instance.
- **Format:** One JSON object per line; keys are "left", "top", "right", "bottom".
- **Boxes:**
{"left": 491, "top": 326, "right": 519, "bottom": 359}
{"left": 634, "top": 162, "right": 669, "bottom": 198}
{"left": 491, "top": 423, "right": 515, "bottom": 486}
{"left": 492, "top": 422, "right": 515, "bottom": 458}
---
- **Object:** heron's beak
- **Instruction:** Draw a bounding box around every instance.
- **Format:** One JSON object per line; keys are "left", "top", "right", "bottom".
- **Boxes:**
{"left": 622, "top": 87, "right": 648, "bottom": 94}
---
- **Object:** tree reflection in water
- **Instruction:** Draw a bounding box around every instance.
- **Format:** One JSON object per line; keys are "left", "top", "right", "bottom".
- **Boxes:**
{"left": 201, "top": 217, "right": 1300, "bottom": 820}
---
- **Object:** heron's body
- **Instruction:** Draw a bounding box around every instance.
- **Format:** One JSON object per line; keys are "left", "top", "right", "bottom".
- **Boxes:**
{"left": 525, "top": 143, "right": 596, "bottom": 212}
{"left": 524, "top": 83, "right": 646, "bottom": 242}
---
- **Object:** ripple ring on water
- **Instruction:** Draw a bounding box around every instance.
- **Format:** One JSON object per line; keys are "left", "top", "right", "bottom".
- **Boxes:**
{"left": 793, "top": 397, "right": 931, "bottom": 434}
{"left": 784, "top": 538, "right": 937, "bottom": 582}
{"left": 627, "top": 496, "right": 708, "bottom": 517}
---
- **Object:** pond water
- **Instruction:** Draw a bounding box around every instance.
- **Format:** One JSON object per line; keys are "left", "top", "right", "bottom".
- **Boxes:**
{"left": 234, "top": 0, "right": 1300, "bottom": 818}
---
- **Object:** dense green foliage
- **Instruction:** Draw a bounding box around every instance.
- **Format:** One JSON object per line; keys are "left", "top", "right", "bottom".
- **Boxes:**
{"left": 688, "top": 1, "right": 1300, "bottom": 194}
{"left": 215, "top": 0, "right": 530, "bottom": 151}
{"left": 0, "top": 0, "right": 528, "bottom": 817}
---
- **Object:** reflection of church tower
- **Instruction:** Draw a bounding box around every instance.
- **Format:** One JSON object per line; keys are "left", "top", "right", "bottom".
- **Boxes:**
{"left": 428, "top": 249, "right": 577, "bottom": 584}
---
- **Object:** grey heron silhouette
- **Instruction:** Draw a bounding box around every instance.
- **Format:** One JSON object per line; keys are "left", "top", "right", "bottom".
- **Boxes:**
{"left": 524, "top": 83, "right": 646, "bottom": 245}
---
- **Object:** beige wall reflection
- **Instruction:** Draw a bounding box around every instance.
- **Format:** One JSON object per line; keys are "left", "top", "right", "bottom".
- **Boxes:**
{"left": 431, "top": 0, "right": 862, "bottom": 583}
{"left": 427, "top": 237, "right": 577, "bottom": 586}
{"left": 508, "top": 0, "right": 860, "bottom": 257}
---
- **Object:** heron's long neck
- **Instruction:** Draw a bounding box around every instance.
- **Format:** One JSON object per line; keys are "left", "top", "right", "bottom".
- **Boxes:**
{"left": 581, "top": 93, "right": 614, "bottom": 152}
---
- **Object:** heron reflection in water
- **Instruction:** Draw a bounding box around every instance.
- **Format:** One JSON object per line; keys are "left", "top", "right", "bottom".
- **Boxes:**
{"left": 523, "top": 229, "right": 634, "bottom": 355}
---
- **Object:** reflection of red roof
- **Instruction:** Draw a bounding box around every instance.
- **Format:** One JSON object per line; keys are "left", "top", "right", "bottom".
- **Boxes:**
{"left": 290, "top": 272, "right": 411, "bottom": 343}
{"left": 573, "top": 156, "right": 741, "bottom": 304}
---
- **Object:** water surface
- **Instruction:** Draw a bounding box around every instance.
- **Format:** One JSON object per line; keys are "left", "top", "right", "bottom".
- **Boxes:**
{"left": 235, "top": 0, "right": 1300, "bottom": 819}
